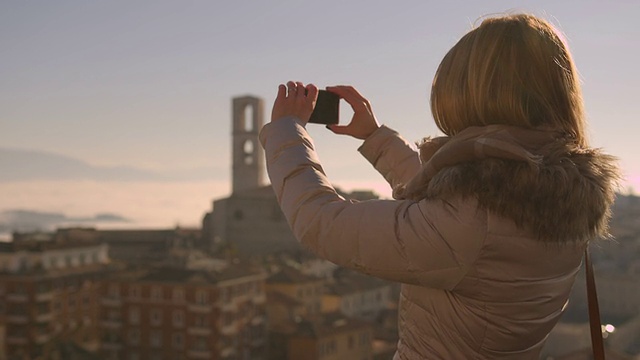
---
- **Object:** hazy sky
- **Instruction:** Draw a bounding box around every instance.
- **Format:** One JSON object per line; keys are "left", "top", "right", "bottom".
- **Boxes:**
{"left": 1, "top": 1, "right": 639, "bottom": 227}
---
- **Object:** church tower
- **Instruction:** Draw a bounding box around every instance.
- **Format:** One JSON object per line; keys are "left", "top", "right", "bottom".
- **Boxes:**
{"left": 232, "top": 96, "right": 265, "bottom": 194}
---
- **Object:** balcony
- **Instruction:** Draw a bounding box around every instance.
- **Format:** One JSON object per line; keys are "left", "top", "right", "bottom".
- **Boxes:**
{"left": 35, "top": 333, "right": 52, "bottom": 344}
{"left": 220, "top": 347, "right": 236, "bottom": 358}
{"left": 252, "top": 294, "right": 266, "bottom": 305}
{"left": 250, "top": 338, "right": 266, "bottom": 347}
{"left": 7, "top": 293, "right": 28, "bottom": 302}
{"left": 102, "top": 342, "right": 123, "bottom": 350}
{"left": 6, "top": 315, "right": 29, "bottom": 324}
{"left": 250, "top": 315, "right": 265, "bottom": 326}
{"left": 220, "top": 323, "right": 237, "bottom": 336}
{"left": 35, "top": 291, "right": 54, "bottom": 302}
{"left": 101, "top": 319, "right": 122, "bottom": 329}
{"left": 187, "top": 349, "right": 212, "bottom": 359}
{"left": 188, "top": 303, "right": 212, "bottom": 313}
{"left": 6, "top": 336, "right": 28, "bottom": 345}
{"left": 187, "top": 326, "right": 212, "bottom": 336}
{"left": 220, "top": 301, "right": 237, "bottom": 313}
{"left": 35, "top": 312, "right": 54, "bottom": 323}
{"left": 101, "top": 297, "right": 122, "bottom": 307}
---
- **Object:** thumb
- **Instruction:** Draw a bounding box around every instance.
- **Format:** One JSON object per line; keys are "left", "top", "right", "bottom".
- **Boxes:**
{"left": 326, "top": 124, "right": 351, "bottom": 135}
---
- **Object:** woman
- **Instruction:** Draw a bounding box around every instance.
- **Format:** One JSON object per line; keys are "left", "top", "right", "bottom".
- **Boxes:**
{"left": 259, "top": 14, "right": 619, "bottom": 359}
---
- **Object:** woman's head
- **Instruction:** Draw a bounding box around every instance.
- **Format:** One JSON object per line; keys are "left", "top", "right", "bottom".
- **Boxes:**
{"left": 431, "top": 14, "right": 587, "bottom": 146}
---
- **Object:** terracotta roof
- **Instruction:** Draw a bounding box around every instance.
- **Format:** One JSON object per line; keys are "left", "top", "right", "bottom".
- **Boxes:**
{"left": 293, "top": 312, "right": 372, "bottom": 338}
{"left": 267, "top": 266, "right": 324, "bottom": 285}
{"left": 267, "top": 290, "right": 303, "bottom": 307}
{"left": 108, "top": 262, "right": 265, "bottom": 285}
{"left": 1, "top": 233, "right": 103, "bottom": 253}
{"left": 327, "top": 269, "right": 390, "bottom": 296}
{"left": 97, "top": 228, "right": 200, "bottom": 243}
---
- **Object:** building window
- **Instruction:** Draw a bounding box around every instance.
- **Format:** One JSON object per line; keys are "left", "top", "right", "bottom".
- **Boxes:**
{"left": 359, "top": 332, "right": 369, "bottom": 346}
{"left": 221, "top": 287, "right": 229, "bottom": 302}
{"left": 172, "top": 333, "right": 184, "bottom": 349}
{"left": 129, "top": 307, "right": 140, "bottom": 324}
{"left": 195, "top": 315, "right": 208, "bottom": 327}
{"left": 108, "top": 309, "right": 119, "bottom": 321}
{"left": 108, "top": 284, "right": 120, "bottom": 298}
{"left": 130, "top": 285, "right": 140, "bottom": 299}
{"left": 151, "top": 286, "right": 163, "bottom": 301}
{"left": 128, "top": 329, "right": 140, "bottom": 345}
{"left": 173, "top": 287, "right": 184, "bottom": 302}
{"left": 195, "top": 290, "right": 209, "bottom": 304}
{"left": 150, "top": 330, "right": 161, "bottom": 348}
{"left": 173, "top": 310, "right": 184, "bottom": 327}
{"left": 194, "top": 336, "right": 208, "bottom": 351}
{"left": 224, "top": 313, "right": 233, "bottom": 326}
{"left": 151, "top": 309, "right": 162, "bottom": 326}
{"left": 318, "top": 340, "right": 337, "bottom": 357}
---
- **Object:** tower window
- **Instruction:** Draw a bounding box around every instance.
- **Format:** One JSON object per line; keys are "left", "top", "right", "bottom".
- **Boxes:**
{"left": 243, "top": 140, "right": 254, "bottom": 165}
{"left": 244, "top": 105, "right": 254, "bottom": 132}
{"left": 243, "top": 140, "right": 254, "bottom": 154}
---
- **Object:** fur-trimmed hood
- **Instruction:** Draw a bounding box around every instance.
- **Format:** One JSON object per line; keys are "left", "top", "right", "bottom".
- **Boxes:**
{"left": 422, "top": 140, "right": 620, "bottom": 243}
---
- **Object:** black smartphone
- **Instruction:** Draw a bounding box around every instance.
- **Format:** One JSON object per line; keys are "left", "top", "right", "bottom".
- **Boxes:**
{"left": 308, "top": 90, "right": 339, "bottom": 125}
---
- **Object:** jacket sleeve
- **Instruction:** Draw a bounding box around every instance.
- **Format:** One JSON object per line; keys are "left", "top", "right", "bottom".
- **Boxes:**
{"left": 357, "top": 125, "right": 422, "bottom": 191}
{"left": 260, "top": 117, "right": 485, "bottom": 290}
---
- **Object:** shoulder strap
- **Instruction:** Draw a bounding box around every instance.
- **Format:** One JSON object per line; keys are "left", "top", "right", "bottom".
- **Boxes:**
{"left": 585, "top": 247, "right": 606, "bottom": 359}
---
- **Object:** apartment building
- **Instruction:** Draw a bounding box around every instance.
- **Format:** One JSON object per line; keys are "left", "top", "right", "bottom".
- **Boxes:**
{"left": 0, "top": 232, "right": 109, "bottom": 359}
{"left": 287, "top": 313, "right": 373, "bottom": 360}
{"left": 100, "top": 263, "right": 267, "bottom": 360}
{"left": 266, "top": 266, "right": 325, "bottom": 316}
{"left": 322, "top": 269, "right": 393, "bottom": 321}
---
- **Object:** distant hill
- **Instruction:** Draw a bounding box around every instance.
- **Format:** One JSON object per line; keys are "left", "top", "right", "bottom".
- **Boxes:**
{"left": 0, "top": 147, "right": 224, "bottom": 181}
{"left": 0, "top": 209, "right": 130, "bottom": 233}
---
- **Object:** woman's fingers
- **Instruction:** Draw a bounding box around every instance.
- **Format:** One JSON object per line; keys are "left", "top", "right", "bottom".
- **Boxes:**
{"left": 276, "top": 84, "right": 286, "bottom": 101}
{"left": 271, "top": 81, "right": 318, "bottom": 123}
{"left": 325, "top": 85, "right": 379, "bottom": 139}
{"left": 287, "top": 81, "right": 297, "bottom": 97}
{"left": 326, "top": 85, "right": 370, "bottom": 112}
{"left": 306, "top": 84, "right": 319, "bottom": 103}
{"left": 295, "top": 82, "right": 306, "bottom": 101}
{"left": 327, "top": 124, "right": 351, "bottom": 135}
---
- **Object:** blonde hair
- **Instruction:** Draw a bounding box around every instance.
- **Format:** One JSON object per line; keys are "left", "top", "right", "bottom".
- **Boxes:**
{"left": 430, "top": 14, "right": 587, "bottom": 146}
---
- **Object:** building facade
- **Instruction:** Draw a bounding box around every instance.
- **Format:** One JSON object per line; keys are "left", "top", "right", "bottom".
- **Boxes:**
{"left": 322, "top": 270, "right": 394, "bottom": 321}
{"left": 99, "top": 265, "right": 267, "bottom": 360}
{"left": 0, "top": 232, "right": 109, "bottom": 359}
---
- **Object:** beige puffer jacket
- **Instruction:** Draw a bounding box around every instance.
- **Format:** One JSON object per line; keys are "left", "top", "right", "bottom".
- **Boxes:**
{"left": 259, "top": 117, "right": 618, "bottom": 359}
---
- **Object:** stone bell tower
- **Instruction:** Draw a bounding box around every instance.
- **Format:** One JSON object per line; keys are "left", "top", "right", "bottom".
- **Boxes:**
{"left": 232, "top": 96, "right": 265, "bottom": 194}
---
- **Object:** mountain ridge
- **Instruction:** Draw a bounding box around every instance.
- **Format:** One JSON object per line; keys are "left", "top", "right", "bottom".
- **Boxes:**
{"left": 0, "top": 209, "right": 130, "bottom": 234}
{"left": 0, "top": 147, "right": 225, "bottom": 182}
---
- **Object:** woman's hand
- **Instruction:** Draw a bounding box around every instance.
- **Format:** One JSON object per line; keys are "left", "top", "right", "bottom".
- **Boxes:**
{"left": 271, "top": 81, "right": 319, "bottom": 124}
{"left": 326, "top": 85, "right": 380, "bottom": 140}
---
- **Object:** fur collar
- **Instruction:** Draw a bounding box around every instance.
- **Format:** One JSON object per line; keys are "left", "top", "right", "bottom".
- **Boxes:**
{"left": 422, "top": 141, "right": 620, "bottom": 243}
